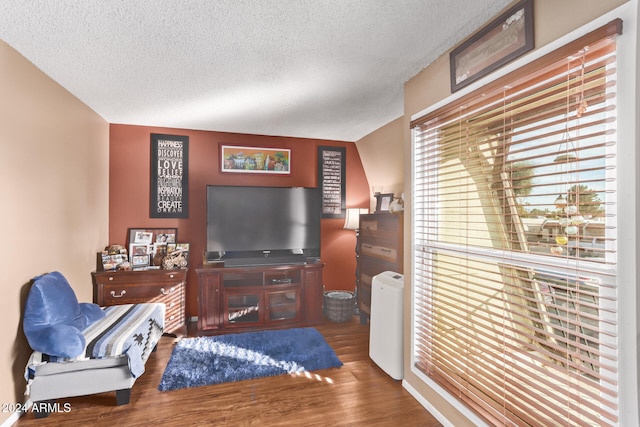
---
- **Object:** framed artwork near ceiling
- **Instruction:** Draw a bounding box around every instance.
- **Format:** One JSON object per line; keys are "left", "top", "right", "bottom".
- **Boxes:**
{"left": 450, "top": 0, "right": 534, "bottom": 92}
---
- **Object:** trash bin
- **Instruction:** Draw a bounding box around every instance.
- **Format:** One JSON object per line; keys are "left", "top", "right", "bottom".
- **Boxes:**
{"left": 323, "top": 291, "right": 355, "bottom": 322}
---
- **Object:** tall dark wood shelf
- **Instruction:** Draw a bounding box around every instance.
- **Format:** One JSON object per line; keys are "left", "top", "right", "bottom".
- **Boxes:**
{"left": 357, "top": 213, "right": 403, "bottom": 324}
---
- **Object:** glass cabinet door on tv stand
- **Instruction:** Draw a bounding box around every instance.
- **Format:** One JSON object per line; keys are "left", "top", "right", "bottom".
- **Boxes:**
{"left": 220, "top": 268, "right": 303, "bottom": 329}
{"left": 265, "top": 286, "right": 300, "bottom": 323}
{"left": 225, "top": 288, "right": 263, "bottom": 327}
{"left": 224, "top": 287, "right": 300, "bottom": 327}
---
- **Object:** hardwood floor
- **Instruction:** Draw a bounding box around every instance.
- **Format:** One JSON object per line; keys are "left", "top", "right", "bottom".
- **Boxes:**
{"left": 16, "top": 317, "right": 441, "bottom": 426}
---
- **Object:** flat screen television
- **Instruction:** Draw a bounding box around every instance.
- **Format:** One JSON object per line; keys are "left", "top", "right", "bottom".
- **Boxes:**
{"left": 206, "top": 186, "right": 321, "bottom": 266}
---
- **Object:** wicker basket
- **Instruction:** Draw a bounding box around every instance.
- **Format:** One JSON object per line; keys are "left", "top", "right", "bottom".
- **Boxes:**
{"left": 323, "top": 291, "right": 355, "bottom": 322}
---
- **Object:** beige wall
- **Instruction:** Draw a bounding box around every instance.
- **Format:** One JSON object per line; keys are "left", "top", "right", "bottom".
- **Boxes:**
{"left": 400, "top": 0, "right": 631, "bottom": 425}
{"left": 355, "top": 117, "right": 404, "bottom": 212}
{"left": 0, "top": 40, "right": 109, "bottom": 424}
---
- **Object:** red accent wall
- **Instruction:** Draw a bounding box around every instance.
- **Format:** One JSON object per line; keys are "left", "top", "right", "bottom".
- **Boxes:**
{"left": 109, "top": 124, "right": 370, "bottom": 317}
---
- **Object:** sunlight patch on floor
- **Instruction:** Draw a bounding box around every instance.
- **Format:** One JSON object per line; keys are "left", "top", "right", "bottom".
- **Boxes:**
{"left": 289, "top": 370, "right": 335, "bottom": 384}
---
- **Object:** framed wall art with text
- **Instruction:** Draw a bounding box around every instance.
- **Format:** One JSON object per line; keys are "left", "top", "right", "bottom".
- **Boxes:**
{"left": 318, "top": 146, "right": 346, "bottom": 219}
{"left": 150, "top": 133, "right": 189, "bottom": 218}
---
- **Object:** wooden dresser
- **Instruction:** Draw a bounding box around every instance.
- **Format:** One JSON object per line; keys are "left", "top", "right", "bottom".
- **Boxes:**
{"left": 357, "top": 213, "right": 403, "bottom": 324}
{"left": 91, "top": 269, "right": 187, "bottom": 336}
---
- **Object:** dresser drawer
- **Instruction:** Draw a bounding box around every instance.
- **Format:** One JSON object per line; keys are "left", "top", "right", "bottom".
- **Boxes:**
{"left": 164, "top": 293, "right": 186, "bottom": 332}
{"left": 102, "top": 282, "right": 181, "bottom": 304}
{"left": 92, "top": 269, "right": 187, "bottom": 336}
{"left": 361, "top": 243, "right": 398, "bottom": 263}
{"left": 94, "top": 270, "right": 185, "bottom": 285}
{"left": 360, "top": 220, "right": 400, "bottom": 240}
{"left": 102, "top": 282, "right": 184, "bottom": 331}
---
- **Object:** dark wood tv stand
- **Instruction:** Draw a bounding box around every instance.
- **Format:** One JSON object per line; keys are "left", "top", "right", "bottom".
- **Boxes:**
{"left": 197, "top": 263, "right": 324, "bottom": 335}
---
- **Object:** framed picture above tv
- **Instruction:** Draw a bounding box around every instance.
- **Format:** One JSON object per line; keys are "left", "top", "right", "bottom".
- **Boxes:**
{"left": 220, "top": 144, "right": 290, "bottom": 174}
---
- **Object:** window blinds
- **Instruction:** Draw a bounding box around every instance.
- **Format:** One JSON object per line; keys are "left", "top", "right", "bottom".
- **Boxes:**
{"left": 412, "top": 20, "right": 621, "bottom": 426}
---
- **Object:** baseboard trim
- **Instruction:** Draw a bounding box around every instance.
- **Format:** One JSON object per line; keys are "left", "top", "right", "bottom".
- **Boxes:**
{"left": 402, "top": 373, "right": 489, "bottom": 427}
{"left": 0, "top": 400, "right": 31, "bottom": 427}
{"left": 402, "top": 380, "right": 452, "bottom": 427}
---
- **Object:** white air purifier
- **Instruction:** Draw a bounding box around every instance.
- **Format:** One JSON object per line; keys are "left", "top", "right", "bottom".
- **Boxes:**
{"left": 369, "top": 271, "right": 404, "bottom": 380}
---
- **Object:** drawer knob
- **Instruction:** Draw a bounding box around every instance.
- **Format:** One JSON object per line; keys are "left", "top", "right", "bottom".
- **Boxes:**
{"left": 108, "top": 277, "right": 114, "bottom": 281}
{"left": 160, "top": 287, "right": 174, "bottom": 295}
{"left": 110, "top": 290, "right": 126, "bottom": 298}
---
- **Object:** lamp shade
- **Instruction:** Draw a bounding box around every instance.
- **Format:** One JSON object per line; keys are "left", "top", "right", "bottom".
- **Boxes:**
{"left": 344, "top": 208, "right": 367, "bottom": 230}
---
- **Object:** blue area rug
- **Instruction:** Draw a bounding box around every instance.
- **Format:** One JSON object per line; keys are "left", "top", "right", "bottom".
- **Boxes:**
{"left": 158, "top": 327, "right": 342, "bottom": 392}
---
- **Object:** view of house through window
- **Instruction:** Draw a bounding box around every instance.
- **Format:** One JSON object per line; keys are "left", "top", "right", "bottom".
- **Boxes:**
{"left": 412, "top": 21, "right": 621, "bottom": 426}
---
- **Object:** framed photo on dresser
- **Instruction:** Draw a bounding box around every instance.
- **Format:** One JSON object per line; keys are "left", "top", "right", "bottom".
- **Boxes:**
{"left": 126, "top": 228, "right": 178, "bottom": 268}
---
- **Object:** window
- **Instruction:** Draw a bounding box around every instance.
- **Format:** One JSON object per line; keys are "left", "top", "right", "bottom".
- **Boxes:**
{"left": 411, "top": 20, "right": 621, "bottom": 426}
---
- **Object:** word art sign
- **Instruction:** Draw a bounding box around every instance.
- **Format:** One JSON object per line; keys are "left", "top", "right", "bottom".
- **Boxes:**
{"left": 318, "top": 146, "right": 346, "bottom": 218}
{"left": 150, "top": 133, "right": 189, "bottom": 218}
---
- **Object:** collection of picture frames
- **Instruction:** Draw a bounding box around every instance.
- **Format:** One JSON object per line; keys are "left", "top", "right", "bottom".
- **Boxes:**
{"left": 126, "top": 227, "right": 189, "bottom": 270}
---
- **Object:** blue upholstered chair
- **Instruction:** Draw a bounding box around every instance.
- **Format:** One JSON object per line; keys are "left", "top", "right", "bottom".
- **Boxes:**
{"left": 23, "top": 271, "right": 165, "bottom": 418}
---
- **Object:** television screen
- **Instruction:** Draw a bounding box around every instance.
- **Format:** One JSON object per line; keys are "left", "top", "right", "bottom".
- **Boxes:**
{"left": 206, "top": 186, "right": 321, "bottom": 263}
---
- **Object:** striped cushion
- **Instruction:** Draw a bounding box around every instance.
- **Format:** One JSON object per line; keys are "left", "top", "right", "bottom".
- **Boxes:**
{"left": 26, "top": 303, "right": 165, "bottom": 380}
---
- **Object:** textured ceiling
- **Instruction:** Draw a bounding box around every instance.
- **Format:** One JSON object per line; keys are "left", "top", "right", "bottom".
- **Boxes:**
{"left": 0, "top": 0, "right": 511, "bottom": 141}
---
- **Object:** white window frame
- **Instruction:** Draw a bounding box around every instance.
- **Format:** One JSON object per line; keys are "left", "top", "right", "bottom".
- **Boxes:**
{"left": 408, "top": 2, "right": 638, "bottom": 425}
